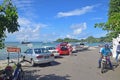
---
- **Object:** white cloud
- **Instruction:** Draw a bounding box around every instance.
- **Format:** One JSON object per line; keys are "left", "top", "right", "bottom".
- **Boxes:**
{"left": 56, "top": 5, "right": 94, "bottom": 18}
{"left": 6, "top": 17, "right": 47, "bottom": 42}
{"left": 18, "top": 18, "right": 31, "bottom": 27}
{"left": 12, "top": 0, "right": 33, "bottom": 11}
{"left": 71, "top": 22, "right": 87, "bottom": 35}
{"left": 66, "top": 35, "right": 72, "bottom": 38}
{"left": 18, "top": 18, "right": 47, "bottom": 28}
{"left": 11, "top": 0, "right": 38, "bottom": 19}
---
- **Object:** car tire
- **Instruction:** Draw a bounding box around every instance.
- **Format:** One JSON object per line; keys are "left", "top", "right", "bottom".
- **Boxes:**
{"left": 48, "top": 62, "right": 52, "bottom": 66}
{"left": 75, "top": 50, "right": 78, "bottom": 53}
{"left": 22, "top": 56, "right": 25, "bottom": 61}
{"left": 31, "top": 60, "right": 35, "bottom": 67}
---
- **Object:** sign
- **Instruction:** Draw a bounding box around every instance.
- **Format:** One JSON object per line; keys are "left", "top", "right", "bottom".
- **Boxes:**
{"left": 7, "top": 47, "right": 21, "bottom": 53}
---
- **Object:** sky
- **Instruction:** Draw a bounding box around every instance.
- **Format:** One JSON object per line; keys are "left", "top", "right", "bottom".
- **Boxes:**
{"left": 0, "top": 0, "right": 109, "bottom": 42}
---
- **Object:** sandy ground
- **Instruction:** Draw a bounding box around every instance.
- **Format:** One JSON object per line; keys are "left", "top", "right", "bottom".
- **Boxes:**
{"left": 20, "top": 47, "right": 120, "bottom": 80}
{"left": 0, "top": 47, "right": 120, "bottom": 80}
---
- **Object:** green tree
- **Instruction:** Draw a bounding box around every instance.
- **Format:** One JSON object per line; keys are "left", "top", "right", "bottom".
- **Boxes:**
{"left": 85, "top": 36, "right": 97, "bottom": 43}
{"left": 0, "top": 0, "right": 19, "bottom": 49}
{"left": 56, "top": 38, "right": 64, "bottom": 42}
{"left": 56, "top": 38, "right": 80, "bottom": 42}
{"left": 94, "top": 0, "right": 120, "bottom": 40}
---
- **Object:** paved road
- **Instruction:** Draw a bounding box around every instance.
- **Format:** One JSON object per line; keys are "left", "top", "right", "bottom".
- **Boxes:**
{"left": 23, "top": 48, "right": 120, "bottom": 80}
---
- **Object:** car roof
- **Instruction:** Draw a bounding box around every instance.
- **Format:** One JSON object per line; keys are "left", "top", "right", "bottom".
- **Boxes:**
{"left": 43, "top": 46, "right": 55, "bottom": 48}
{"left": 27, "top": 48, "right": 46, "bottom": 50}
{"left": 34, "top": 48, "right": 46, "bottom": 49}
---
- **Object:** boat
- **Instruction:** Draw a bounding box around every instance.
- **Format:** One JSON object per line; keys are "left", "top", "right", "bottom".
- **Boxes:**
{"left": 21, "top": 37, "right": 31, "bottom": 44}
{"left": 21, "top": 41, "right": 31, "bottom": 44}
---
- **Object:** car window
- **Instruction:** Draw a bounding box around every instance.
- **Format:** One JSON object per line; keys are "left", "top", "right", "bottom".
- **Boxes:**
{"left": 48, "top": 48, "right": 51, "bottom": 50}
{"left": 34, "top": 49, "right": 41, "bottom": 54}
{"left": 25, "top": 49, "right": 33, "bottom": 54}
{"left": 52, "top": 47, "right": 55, "bottom": 49}
{"left": 46, "top": 47, "right": 55, "bottom": 50}
{"left": 49, "top": 47, "right": 55, "bottom": 50}
{"left": 61, "top": 46, "right": 68, "bottom": 50}
{"left": 46, "top": 47, "right": 50, "bottom": 50}
{"left": 41, "top": 48, "right": 49, "bottom": 53}
{"left": 34, "top": 48, "right": 49, "bottom": 54}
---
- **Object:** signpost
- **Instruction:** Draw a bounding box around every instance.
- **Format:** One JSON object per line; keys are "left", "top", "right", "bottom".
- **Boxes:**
{"left": 6, "top": 47, "right": 21, "bottom": 65}
{"left": 7, "top": 47, "right": 21, "bottom": 53}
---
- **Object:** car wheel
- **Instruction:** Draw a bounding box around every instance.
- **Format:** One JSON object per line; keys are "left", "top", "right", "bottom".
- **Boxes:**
{"left": 31, "top": 60, "right": 35, "bottom": 67}
{"left": 48, "top": 62, "right": 52, "bottom": 66}
{"left": 75, "top": 50, "right": 78, "bottom": 53}
{"left": 22, "top": 56, "right": 25, "bottom": 61}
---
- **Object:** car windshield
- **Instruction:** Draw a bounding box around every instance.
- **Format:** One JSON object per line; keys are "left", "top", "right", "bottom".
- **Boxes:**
{"left": 34, "top": 48, "right": 49, "bottom": 54}
{"left": 47, "top": 47, "right": 55, "bottom": 50}
{"left": 60, "top": 46, "right": 68, "bottom": 50}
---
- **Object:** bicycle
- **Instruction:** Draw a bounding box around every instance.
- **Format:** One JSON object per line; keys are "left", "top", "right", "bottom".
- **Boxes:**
{"left": 101, "top": 56, "right": 113, "bottom": 73}
{"left": 101, "top": 56, "right": 109, "bottom": 73}
{"left": 1, "top": 60, "right": 24, "bottom": 80}
{"left": 0, "top": 47, "right": 25, "bottom": 80}
{"left": 12, "top": 60, "right": 24, "bottom": 80}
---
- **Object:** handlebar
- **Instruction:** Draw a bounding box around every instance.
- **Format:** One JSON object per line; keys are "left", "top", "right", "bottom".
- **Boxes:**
{"left": 9, "top": 60, "right": 23, "bottom": 68}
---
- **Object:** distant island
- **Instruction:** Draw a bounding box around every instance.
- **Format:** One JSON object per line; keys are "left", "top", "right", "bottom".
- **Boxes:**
{"left": 55, "top": 36, "right": 111, "bottom": 43}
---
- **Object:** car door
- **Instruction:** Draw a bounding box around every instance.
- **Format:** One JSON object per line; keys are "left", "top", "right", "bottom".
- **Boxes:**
{"left": 24, "top": 49, "right": 33, "bottom": 61}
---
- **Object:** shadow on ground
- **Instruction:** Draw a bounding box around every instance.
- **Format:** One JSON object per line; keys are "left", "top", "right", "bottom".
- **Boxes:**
{"left": 38, "top": 61, "right": 61, "bottom": 67}
{"left": 55, "top": 56, "right": 64, "bottom": 59}
{"left": 24, "top": 70, "right": 71, "bottom": 80}
{"left": 22, "top": 60, "right": 61, "bottom": 67}
{"left": 101, "top": 62, "right": 119, "bottom": 74}
{"left": 39, "top": 74, "right": 70, "bottom": 80}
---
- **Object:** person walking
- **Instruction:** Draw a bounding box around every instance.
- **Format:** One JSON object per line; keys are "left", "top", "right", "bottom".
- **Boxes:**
{"left": 67, "top": 43, "right": 73, "bottom": 55}
{"left": 115, "top": 41, "right": 120, "bottom": 63}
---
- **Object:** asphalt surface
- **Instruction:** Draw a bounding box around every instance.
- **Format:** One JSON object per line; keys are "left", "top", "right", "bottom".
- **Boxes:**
{"left": 22, "top": 48, "right": 120, "bottom": 80}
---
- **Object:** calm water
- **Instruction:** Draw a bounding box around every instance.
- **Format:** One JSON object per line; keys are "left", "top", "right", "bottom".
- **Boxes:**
{"left": 0, "top": 42, "right": 102, "bottom": 60}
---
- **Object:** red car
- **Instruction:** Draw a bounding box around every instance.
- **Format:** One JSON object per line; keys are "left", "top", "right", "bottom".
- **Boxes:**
{"left": 56, "top": 42, "right": 70, "bottom": 55}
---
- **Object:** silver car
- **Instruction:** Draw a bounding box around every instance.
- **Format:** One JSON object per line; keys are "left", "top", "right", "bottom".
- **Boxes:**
{"left": 43, "top": 46, "right": 60, "bottom": 57}
{"left": 21, "top": 48, "right": 54, "bottom": 66}
{"left": 72, "top": 43, "right": 89, "bottom": 52}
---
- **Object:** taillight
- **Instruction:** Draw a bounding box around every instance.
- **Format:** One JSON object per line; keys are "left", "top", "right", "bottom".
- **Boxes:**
{"left": 36, "top": 55, "right": 43, "bottom": 59}
{"left": 51, "top": 54, "right": 54, "bottom": 57}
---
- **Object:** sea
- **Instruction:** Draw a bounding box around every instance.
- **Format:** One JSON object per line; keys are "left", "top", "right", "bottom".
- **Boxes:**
{"left": 0, "top": 42, "right": 103, "bottom": 60}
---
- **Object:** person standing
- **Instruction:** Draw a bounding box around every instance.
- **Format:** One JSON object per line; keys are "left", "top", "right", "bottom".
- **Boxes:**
{"left": 115, "top": 41, "right": 120, "bottom": 63}
{"left": 67, "top": 43, "right": 73, "bottom": 55}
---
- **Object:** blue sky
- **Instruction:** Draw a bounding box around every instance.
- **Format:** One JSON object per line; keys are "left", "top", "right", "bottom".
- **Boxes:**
{"left": 0, "top": 0, "right": 109, "bottom": 42}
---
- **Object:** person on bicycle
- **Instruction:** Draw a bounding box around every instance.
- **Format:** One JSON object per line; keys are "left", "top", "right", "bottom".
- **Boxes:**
{"left": 98, "top": 44, "right": 113, "bottom": 69}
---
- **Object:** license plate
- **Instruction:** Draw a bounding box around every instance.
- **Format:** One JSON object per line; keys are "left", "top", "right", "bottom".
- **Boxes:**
{"left": 45, "top": 56, "right": 49, "bottom": 58}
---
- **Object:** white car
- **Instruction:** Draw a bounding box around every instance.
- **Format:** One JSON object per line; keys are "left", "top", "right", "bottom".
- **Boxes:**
{"left": 21, "top": 48, "right": 54, "bottom": 66}
{"left": 72, "top": 43, "right": 89, "bottom": 52}
{"left": 43, "top": 46, "right": 60, "bottom": 57}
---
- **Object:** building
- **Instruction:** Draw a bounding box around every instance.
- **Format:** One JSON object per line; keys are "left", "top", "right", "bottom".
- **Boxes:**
{"left": 112, "top": 34, "right": 120, "bottom": 58}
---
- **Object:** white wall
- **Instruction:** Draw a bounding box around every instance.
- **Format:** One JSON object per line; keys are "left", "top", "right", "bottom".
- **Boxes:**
{"left": 112, "top": 34, "right": 120, "bottom": 58}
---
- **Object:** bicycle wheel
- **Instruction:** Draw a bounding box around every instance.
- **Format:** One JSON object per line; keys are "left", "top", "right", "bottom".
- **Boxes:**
{"left": 101, "top": 63, "right": 105, "bottom": 73}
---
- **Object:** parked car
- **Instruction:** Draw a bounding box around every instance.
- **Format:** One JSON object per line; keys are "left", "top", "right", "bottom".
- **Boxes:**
{"left": 71, "top": 44, "right": 82, "bottom": 52}
{"left": 43, "top": 46, "right": 60, "bottom": 57}
{"left": 56, "top": 42, "right": 70, "bottom": 55}
{"left": 21, "top": 48, "right": 54, "bottom": 66}
{"left": 71, "top": 43, "right": 89, "bottom": 52}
